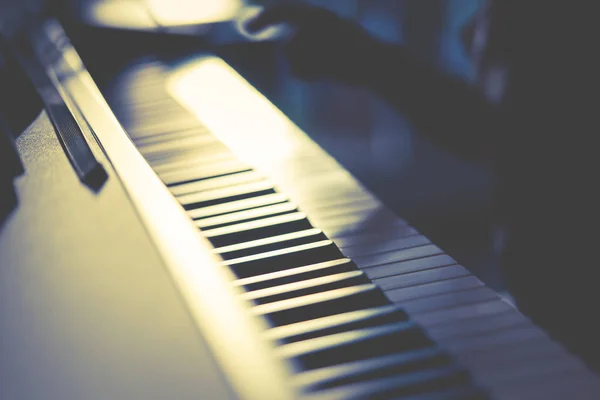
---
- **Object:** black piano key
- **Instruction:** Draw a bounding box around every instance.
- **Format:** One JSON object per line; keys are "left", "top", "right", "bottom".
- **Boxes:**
{"left": 216, "top": 229, "right": 326, "bottom": 260}
{"left": 341, "top": 235, "right": 432, "bottom": 258}
{"left": 196, "top": 202, "right": 298, "bottom": 230}
{"left": 305, "top": 366, "right": 472, "bottom": 400}
{"left": 385, "top": 275, "right": 483, "bottom": 304}
{"left": 252, "top": 284, "right": 388, "bottom": 327}
{"left": 333, "top": 226, "right": 420, "bottom": 248}
{"left": 364, "top": 255, "right": 457, "bottom": 280}
{"left": 293, "top": 348, "right": 453, "bottom": 392}
{"left": 160, "top": 160, "right": 253, "bottom": 186}
{"left": 204, "top": 212, "right": 313, "bottom": 248}
{"left": 224, "top": 240, "right": 342, "bottom": 277}
{"left": 234, "top": 259, "right": 356, "bottom": 292}
{"left": 278, "top": 321, "right": 431, "bottom": 371}
{"left": 400, "top": 287, "right": 500, "bottom": 315}
{"left": 354, "top": 244, "right": 444, "bottom": 269}
{"left": 169, "top": 170, "right": 265, "bottom": 197}
{"left": 178, "top": 181, "right": 276, "bottom": 210}
{"left": 187, "top": 193, "right": 289, "bottom": 220}
{"left": 243, "top": 271, "right": 369, "bottom": 305}
{"left": 374, "top": 265, "right": 469, "bottom": 292}
{"left": 265, "top": 305, "right": 408, "bottom": 345}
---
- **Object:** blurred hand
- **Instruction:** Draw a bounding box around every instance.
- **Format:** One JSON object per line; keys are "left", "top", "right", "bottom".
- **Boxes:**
{"left": 245, "top": 3, "right": 382, "bottom": 84}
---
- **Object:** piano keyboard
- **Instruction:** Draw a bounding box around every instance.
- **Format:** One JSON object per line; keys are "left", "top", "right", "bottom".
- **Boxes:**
{"left": 100, "top": 57, "right": 600, "bottom": 400}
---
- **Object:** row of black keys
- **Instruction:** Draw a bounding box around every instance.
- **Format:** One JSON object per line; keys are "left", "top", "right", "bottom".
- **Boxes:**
{"left": 123, "top": 114, "right": 483, "bottom": 400}
{"left": 105, "top": 65, "right": 486, "bottom": 399}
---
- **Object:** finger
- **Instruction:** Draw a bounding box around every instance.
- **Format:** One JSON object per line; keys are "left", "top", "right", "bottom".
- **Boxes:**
{"left": 244, "top": 4, "right": 318, "bottom": 33}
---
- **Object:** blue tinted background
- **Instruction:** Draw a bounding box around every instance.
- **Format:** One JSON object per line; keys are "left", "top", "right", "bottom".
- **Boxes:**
{"left": 231, "top": 0, "right": 500, "bottom": 287}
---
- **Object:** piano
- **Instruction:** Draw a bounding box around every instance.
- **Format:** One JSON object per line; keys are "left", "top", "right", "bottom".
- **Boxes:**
{"left": 2, "top": 10, "right": 600, "bottom": 400}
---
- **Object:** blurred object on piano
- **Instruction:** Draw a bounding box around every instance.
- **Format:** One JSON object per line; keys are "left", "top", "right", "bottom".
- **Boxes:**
{"left": 145, "top": 0, "right": 242, "bottom": 26}
{"left": 244, "top": 3, "right": 379, "bottom": 84}
{"left": 59, "top": 0, "right": 283, "bottom": 45}
{"left": 236, "top": 4, "right": 294, "bottom": 42}
{"left": 63, "top": 0, "right": 242, "bottom": 30}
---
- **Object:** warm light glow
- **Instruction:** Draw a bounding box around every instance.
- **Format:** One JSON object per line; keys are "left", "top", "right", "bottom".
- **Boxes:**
{"left": 146, "top": 0, "right": 243, "bottom": 26}
{"left": 87, "top": 0, "right": 157, "bottom": 29}
{"left": 167, "top": 55, "right": 381, "bottom": 238}
{"left": 168, "top": 56, "right": 303, "bottom": 167}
